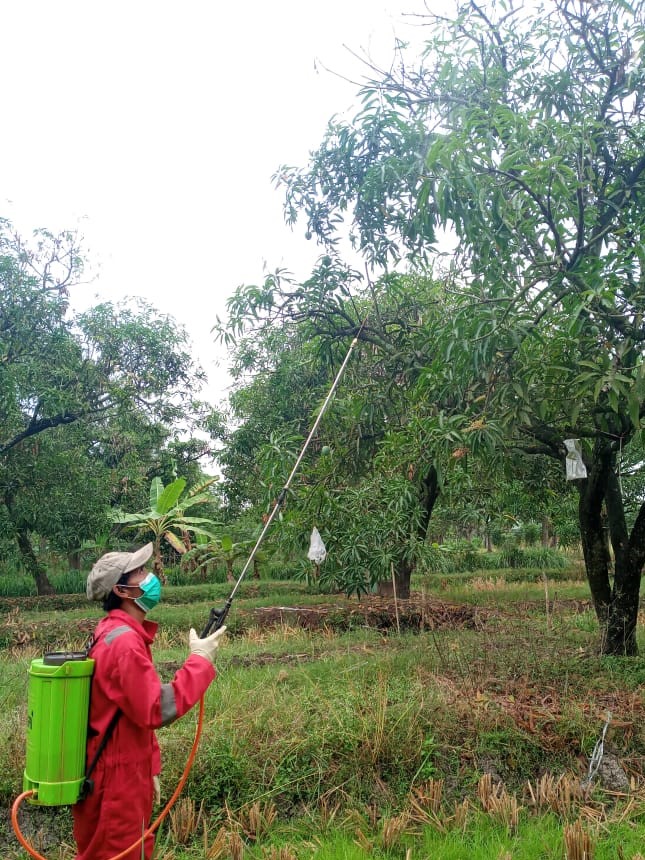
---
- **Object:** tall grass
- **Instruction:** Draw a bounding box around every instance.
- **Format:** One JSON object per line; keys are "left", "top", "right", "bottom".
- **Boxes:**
{"left": 2, "top": 570, "right": 644, "bottom": 858}
{"left": 419, "top": 544, "right": 571, "bottom": 574}
{"left": 0, "top": 568, "right": 86, "bottom": 597}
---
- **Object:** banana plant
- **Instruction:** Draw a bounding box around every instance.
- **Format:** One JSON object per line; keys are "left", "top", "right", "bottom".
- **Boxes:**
{"left": 112, "top": 476, "right": 220, "bottom": 579}
{"left": 182, "top": 533, "right": 256, "bottom": 583}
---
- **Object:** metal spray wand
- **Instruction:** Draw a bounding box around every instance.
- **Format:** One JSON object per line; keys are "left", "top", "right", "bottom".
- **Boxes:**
{"left": 200, "top": 318, "right": 367, "bottom": 637}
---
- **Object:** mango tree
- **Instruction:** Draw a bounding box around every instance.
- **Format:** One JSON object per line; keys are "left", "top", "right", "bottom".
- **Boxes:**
{"left": 216, "top": 273, "right": 455, "bottom": 598}
{"left": 0, "top": 221, "right": 209, "bottom": 593}
{"left": 275, "top": 0, "right": 645, "bottom": 654}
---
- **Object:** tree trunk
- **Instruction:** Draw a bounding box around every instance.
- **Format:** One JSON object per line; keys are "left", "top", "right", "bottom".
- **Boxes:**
{"left": 577, "top": 443, "right": 612, "bottom": 628}
{"left": 152, "top": 547, "right": 167, "bottom": 584}
{"left": 16, "top": 528, "right": 55, "bottom": 595}
{"left": 377, "top": 464, "right": 439, "bottom": 598}
{"left": 541, "top": 516, "right": 550, "bottom": 548}
{"left": 603, "top": 478, "right": 645, "bottom": 656}
{"left": 4, "top": 490, "right": 55, "bottom": 595}
{"left": 418, "top": 464, "right": 440, "bottom": 539}
{"left": 604, "top": 556, "right": 640, "bottom": 656}
{"left": 377, "top": 560, "right": 412, "bottom": 599}
{"left": 68, "top": 551, "right": 81, "bottom": 570}
{"left": 578, "top": 444, "right": 642, "bottom": 656}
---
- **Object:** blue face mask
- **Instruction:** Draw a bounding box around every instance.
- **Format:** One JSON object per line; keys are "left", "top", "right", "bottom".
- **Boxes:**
{"left": 129, "top": 572, "right": 162, "bottom": 613}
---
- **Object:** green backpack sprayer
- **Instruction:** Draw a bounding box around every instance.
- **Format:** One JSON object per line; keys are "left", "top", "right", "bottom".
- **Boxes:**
{"left": 12, "top": 323, "right": 365, "bottom": 859}
{"left": 23, "top": 651, "right": 95, "bottom": 805}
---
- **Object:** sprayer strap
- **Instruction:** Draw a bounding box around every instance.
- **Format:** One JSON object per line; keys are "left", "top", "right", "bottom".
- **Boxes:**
{"left": 83, "top": 635, "right": 95, "bottom": 658}
{"left": 84, "top": 709, "right": 122, "bottom": 784}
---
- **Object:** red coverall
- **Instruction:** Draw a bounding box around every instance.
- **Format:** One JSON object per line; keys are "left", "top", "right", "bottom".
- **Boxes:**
{"left": 72, "top": 608, "right": 215, "bottom": 860}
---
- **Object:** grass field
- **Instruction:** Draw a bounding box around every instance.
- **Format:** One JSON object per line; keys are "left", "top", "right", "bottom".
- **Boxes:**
{"left": 1, "top": 565, "right": 643, "bottom": 858}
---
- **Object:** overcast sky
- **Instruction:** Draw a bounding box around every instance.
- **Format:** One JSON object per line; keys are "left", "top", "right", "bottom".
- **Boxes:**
{"left": 1, "top": 0, "right": 425, "bottom": 403}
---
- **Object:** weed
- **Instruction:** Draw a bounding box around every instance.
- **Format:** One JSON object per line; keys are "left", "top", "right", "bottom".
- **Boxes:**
{"left": 413, "top": 734, "right": 438, "bottom": 781}
{"left": 3, "top": 567, "right": 645, "bottom": 858}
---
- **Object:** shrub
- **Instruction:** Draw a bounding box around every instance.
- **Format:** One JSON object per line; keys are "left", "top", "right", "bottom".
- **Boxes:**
{"left": 500, "top": 547, "right": 567, "bottom": 570}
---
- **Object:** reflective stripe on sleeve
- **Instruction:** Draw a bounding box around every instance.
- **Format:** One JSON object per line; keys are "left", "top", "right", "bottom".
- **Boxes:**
{"left": 104, "top": 625, "right": 134, "bottom": 645}
{"left": 160, "top": 684, "right": 177, "bottom": 726}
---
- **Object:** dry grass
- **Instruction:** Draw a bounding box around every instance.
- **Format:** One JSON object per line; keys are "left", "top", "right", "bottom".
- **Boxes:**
{"left": 228, "top": 830, "right": 245, "bottom": 860}
{"left": 168, "top": 796, "right": 204, "bottom": 844}
{"left": 243, "top": 624, "right": 312, "bottom": 645}
{"left": 353, "top": 826, "right": 375, "bottom": 854}
{"left": 452, "top": 798, "right": 470, "bottom": 833}
{"left": 201, "top": 823, "right": 228, "bottom": 859}
{"left": 408, "top": 778, "right": 447, "bottom": 831}
{"left": 317, "top": 796, "right": 342, "bottom": 830}
{"left": 477, "top": 773, "right": 498, "bottom": 812}
{"left": 226, "top": 800, "right": 278, "bottom": 842}
{"left": 470, "top": 577, "right": 507, "bottom": 591}
{"left": 477, "top": 774, "right": 521, "bottom": 834}
{"left": 487, "top": 790, "right": 521, "bottom": 835}
{"left": 261, "top": 847, "right": 299, "bottom": 860}
{"left": 526, "top": 773, "right": 583, "bottom": 818}
{"left": 380, "top": 812, "right": 414, "bottom": 850}
{"left": 563, "top": 818, "right": 595, "bottom": 860}
{"left": 152, "top": 628, "right": 176, "bottom": 650}
{"left": 410, "top": 778, "right": 444, "bottom": 816}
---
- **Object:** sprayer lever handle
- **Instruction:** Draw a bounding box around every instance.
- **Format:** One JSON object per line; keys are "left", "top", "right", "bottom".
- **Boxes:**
{"left": 200, "top": 604, "right": 230, "bottom": 638}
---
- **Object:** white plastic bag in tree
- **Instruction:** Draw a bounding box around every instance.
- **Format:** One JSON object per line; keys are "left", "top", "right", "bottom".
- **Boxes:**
{"left": 564, "top": 439, "right": 588, "bottom": 480}
{"left": 307, "top": 527, "right": 327, "bottom": 565}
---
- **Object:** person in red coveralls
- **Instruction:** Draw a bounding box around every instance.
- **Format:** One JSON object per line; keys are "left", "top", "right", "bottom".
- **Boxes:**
{"left": 73, "top": 542, "right": 226, "bottom": 860}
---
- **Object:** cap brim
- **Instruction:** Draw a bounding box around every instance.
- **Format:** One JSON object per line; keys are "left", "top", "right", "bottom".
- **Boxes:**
{"left": 123, "top": 542, "right": 154, "bottom": 573}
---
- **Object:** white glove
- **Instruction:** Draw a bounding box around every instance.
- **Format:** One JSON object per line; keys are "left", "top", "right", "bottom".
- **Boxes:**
{"left": 153, "top": 775, "right": 161, "bottom": 805}
{"left": 189, "top": 626, "right": 227, "bottom": 664}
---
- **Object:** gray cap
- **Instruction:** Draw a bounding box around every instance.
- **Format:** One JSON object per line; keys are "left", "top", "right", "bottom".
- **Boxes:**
{"left": 86, "top": 543, "right": 154, "bottom": 600}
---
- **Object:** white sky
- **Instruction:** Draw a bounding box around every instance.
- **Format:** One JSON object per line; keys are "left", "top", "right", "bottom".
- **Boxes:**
{"left": 0, "top": 0, "right": 426, "bottom": 405}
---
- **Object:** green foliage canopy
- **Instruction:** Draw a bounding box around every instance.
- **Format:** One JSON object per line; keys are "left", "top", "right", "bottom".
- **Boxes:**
{"left": 0, "top": 220, "right": 209, "bottom": 591}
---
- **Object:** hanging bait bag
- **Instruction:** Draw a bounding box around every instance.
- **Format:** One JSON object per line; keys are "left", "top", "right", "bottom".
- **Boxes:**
{"left": 307, "top": 527, "right": 327, "bottom": 565}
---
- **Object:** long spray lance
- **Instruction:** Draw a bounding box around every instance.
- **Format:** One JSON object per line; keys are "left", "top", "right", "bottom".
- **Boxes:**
{"left": 200, "top": 317, "right": 367, "bottom": 637}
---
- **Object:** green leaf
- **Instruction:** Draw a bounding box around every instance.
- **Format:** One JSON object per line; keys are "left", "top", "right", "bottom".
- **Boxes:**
{"left": 187, "top": 477, "right": 219, "bottom": 498}
{"left": 182, "top": 525, "right": 220, "bottom": 539}
{"left": 111, "top": 511, "right": 145, "bottom": 524}
{"left": 178, "top": 516, "right": 220, "bottom": 526}
{"left": 155, "top": 477, "right": 187, "bottom": 515}
{"left": 628, "top": 391, "right": 640, "bottom": 429}
{"left": 149, "top": 477, "right": 164, "bottom": 510}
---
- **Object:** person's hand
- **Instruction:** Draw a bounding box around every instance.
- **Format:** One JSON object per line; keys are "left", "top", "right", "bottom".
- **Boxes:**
{"left": 153, "top": 775, "right": 161, "bottom": 805}
{"left": 189, "top": 626, "right": 227, "bottom": 664}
